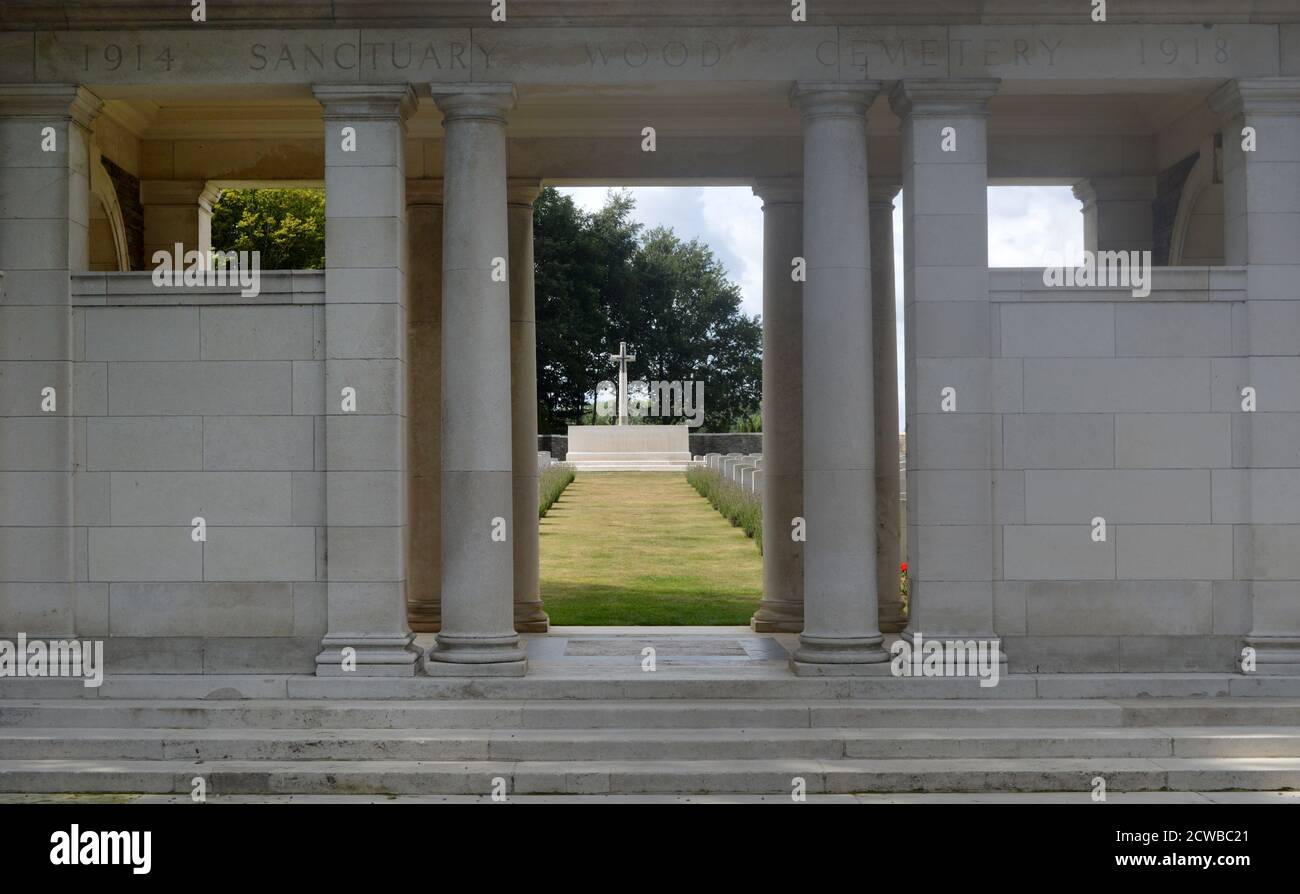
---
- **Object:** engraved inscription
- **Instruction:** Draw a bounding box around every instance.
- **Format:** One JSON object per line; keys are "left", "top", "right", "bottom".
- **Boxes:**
{"left": 248, "top": 40, "right": 472, "bottom": 73}
{"left": 581, "top": 40, "right": 724, "bottom": 70}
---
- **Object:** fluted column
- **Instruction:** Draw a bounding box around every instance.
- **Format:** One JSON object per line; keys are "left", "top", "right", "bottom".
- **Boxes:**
{"left": 751, "top": 177, "right": 804, "bottom": 633}
{"left": 406, "top": 178, "right": 442, "bottom": 632}
{"left": 790, "top": 82, "right": 888, "bottom": 675}
{"left": 871, "top": 179, "right": 905, "bottom": 634}
{"left": 509, "top": 178, "right": 549, "bottom": 633}
{"left": 425, "top": 84, "right": 527, "bottom": 676}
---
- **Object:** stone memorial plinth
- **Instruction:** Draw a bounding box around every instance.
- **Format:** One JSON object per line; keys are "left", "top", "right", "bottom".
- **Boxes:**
{"left": 566, "top": 424, "right": 693, "bottom": 471}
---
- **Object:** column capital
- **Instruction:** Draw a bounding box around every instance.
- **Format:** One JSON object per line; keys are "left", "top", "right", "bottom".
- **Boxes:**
{"left": 790, "top": 81, "right": 882, "bottom": 120}
{"left": 1072, "top": 175, "right": 1153, "bottom": 206}
{"left": 752, "top": 176, "right": 803, "bottom": 206}
{"left": 888, "top": 78, "right": 1001, "bottom": 119}
{"left": 312, "top": 84, "right": 417, "bottom": 121}
{"left": 1071, "top": 179, "right": 1097, "bottom": 208}
{"left": 1209, "top": 77, "right": 1300, "bottom": 122}
{"left": 0, "top": 84, "right": 102, "bottom": 130}
{"left": 406, "top": 178, "right": 443, "bottom": 206}
{"left": 869, "top": 178, "right": 901, "bottom": 208}
{"left": 507, "top": 177, "right": 543, "bottom": 207}
{"left": 431, "top": 83, "right": 516, "bottom": 122}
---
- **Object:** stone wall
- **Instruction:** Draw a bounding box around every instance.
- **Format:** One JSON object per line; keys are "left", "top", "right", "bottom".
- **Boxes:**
{"left": 979, "top": 267, "right": 1261, "bottom": 672}
{"left": 690, "top": 433, "right": 762, "bottom": 456}
{"left": 537, "top": 434, "right": 567, "bottom": 460}
{"left": 59, "top": 271, "right": 328, "bottom": 672}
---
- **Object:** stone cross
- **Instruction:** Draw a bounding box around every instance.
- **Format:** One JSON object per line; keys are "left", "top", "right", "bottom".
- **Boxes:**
{"left": 610, "top": 341, "right": 636, "bottom": 425}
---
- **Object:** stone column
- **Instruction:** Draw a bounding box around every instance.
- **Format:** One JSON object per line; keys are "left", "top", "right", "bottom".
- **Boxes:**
{"left": 890, "top": 79, "right": 1002, "bottom": 650}
{"left": 509, "top": 178, "right": 549, "bottom": 632}
{"left": 0, "top": 85, "right": 100, "bottom": 639}
{"left": 313, "top": 84, "right": 420, "bottom": 676}
{"left": 426, "top": 84, "right": 527, "bottom": 676}
{"left": 406, "top": 178, "right": 442, "bottom": 632}
{"left": 1209, "top": 78, "right": 1300, "bottom": 673}
{"left": 140, "top": 180, "right": 220, "bottom": 262}
{"left": 750, "top": 177, "right": 804, "bottom": 633}
{"left": 789, "top": 82, "right": 887, "bottom": 675}
{"left": 870, "top": 179, "right": 905, "bottom": 634}
{"left": 1071, "top": 176, "right": 1155, "bottom": 255}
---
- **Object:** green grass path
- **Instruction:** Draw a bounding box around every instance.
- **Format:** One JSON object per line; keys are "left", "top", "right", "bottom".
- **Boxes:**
{"left": 539, "top": 471, "right": 762, "bottom": 625}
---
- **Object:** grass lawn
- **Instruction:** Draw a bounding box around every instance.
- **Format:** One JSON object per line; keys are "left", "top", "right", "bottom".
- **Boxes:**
{"left": 539, "top": 471, "right": 763, "bottom": 625}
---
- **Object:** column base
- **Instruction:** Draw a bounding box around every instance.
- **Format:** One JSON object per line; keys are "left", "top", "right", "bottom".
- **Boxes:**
{"left": 790, "top": 634, "right": 889, "bottom": 675}
{"left": 1242, "top": 636, "right": 1300, "bottom": 675}
{"left": 514, "top": 600, "right": 550, "bottom": 633}
{"left": 877, "top": 602, "right": 907, "bottom": 634}
{"left": 750, "top": 599, "right": 804, "bottom": 633}
{"left": 425, "top": 632, "right": 528, "bottom": 676}
{"left": 315, "top": 635, "right": 422, "bottom": 677}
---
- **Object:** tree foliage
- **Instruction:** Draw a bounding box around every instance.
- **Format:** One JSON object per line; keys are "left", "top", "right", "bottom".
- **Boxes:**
{"left": 210, "top": 188, "right": 326, "bottom": 270}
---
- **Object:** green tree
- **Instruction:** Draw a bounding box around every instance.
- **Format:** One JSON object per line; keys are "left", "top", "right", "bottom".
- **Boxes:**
{"left": 210, "top": 188, "right": 326, "bottom": 269}
{"left": 533, "top": 188, "right": 641, "bottom": 433}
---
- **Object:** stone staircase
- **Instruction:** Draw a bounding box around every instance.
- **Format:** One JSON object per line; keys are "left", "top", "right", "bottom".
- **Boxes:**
{"left": 4, "top": 693, "right": 1300, "bottom": 797}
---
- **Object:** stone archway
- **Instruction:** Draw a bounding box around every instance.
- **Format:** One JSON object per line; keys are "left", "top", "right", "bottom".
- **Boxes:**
{"left": 89, "top": 148, "right": 130, "bottom": 271}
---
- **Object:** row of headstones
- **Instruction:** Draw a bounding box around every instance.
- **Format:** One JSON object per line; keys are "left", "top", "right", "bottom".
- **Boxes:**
{"left": 703, "top": 452, "right": 764, "bottom": 496}
{"left": 538, "top": 451, "right": 553, "bottom": 471}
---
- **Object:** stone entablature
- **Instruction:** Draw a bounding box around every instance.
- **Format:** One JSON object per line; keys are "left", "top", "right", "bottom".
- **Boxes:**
{"left": 2, "top": 25, "right": 1289, "bottom": 86}
{"left": 3, "top": 0, "right": 1298, "bottom": 29}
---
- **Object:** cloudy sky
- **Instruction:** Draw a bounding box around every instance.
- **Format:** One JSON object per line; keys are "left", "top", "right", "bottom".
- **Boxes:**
{"left": 559, "top": 185, "right": 1085, "bottom": 419}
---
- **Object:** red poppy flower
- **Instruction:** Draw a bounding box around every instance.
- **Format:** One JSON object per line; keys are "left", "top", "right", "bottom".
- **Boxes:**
{"left": 900, "top": 562, "right": 908, "bottom": 573}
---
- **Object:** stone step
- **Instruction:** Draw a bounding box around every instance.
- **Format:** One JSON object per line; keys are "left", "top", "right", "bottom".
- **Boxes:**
{"left": 4, "top": 726, "right": 1300, "bottom": 761}
{"left": 8, "top": 672, "right": 1299, "bottom": 701}
{"left": 6, "top": 698, "right": 1300, "bottom": 730}
{"left": 4, "top": 756, "right": 1300, "bottom": 795}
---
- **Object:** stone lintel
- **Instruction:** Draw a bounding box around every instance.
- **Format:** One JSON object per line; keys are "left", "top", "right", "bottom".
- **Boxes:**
{"left": 140, "top": 179, "right": 221, "bottom": 206}
{"left": 1071, "top": 175, "right": 1155, "bottom": 206}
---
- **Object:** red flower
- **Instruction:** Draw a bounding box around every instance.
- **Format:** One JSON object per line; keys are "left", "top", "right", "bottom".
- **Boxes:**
{"left": 900, "top": 562, "right": 908, "bottom": 574}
